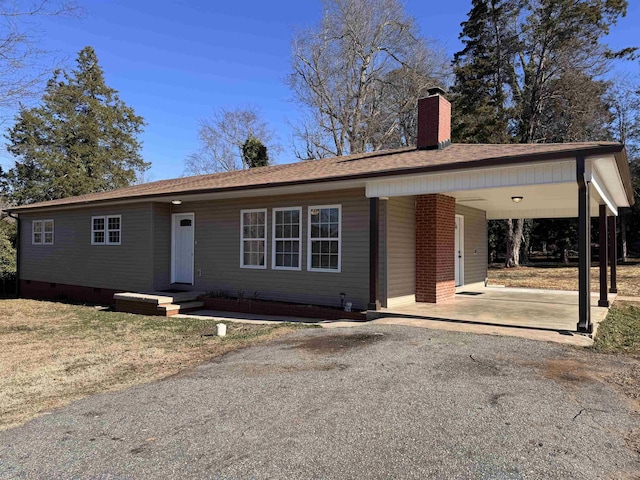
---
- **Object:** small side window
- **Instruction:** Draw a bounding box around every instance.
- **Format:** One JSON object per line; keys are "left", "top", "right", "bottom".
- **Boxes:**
{"left": 92, "top": 215, "right": 121, "bottom": 245}
{"left": 32, "top": 220, "right": 54, "bottom": 245}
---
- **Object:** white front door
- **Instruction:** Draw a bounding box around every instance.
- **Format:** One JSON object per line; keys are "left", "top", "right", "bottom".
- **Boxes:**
{"left": 455, "top": 215, "right": 464, "bottom": 287}
{"left": 172, "top": 213, "right": 194, "bottom": 284}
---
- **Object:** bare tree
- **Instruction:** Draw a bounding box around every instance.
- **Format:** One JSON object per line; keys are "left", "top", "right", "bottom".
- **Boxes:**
{"left": 608, "top": 79, "right": 640, "bottom": 151}
{"left": 0, "top": 0, "right": 80, "bottom": 114}
{"left": 608, "top": 80, "right": 640, "bottom": 261}
{"left": 184, "top": 106, "right": 280, "bottom": 174}
{"left": 288, "top": 0, "right": 450, "bottom": 159}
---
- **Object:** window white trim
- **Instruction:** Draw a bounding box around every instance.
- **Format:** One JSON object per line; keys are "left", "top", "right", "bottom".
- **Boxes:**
{"left": 32, "top": 219, "right": 54, "bottom": 245}
{"left": 240, "top": 208, "right": 267, "bottom": 269}
{"left": 272, "top": 206, "right": 302, "bottom": 271}
{"left": 307, "top": 204, "right": 342, "bottom": 273}
{"left": 91, "top": 215, "right": 122, "bottom": 245}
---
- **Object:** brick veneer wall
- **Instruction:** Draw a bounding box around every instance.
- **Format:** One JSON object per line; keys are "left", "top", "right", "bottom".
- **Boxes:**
{"left": 115, "top": 299, "right": 163, "bottom": 316}
{"left": 415, "top": 194, "right": 456, "bottom": 303}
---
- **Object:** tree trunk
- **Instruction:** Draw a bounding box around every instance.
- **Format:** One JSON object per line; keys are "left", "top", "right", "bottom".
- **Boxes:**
{"left": 505, "top": 219, "right": 524, "bottom": 267}
{"left": 620, "top": 211, "right": 628, "bottom": 262}
{"left": 521, "top": 219, "right": 532, "bottom": 265}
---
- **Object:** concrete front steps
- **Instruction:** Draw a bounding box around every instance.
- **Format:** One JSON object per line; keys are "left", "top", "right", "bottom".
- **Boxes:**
{"left": 114, "top": 291, "right": 205, "bottom": 317}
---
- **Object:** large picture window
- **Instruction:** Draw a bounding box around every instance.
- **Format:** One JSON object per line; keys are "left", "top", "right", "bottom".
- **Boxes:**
{"left": 241, "top": 209, "right": 267, "bottom": 268}
{"left": 32, "top": 219, "right": 54, "bottom": 245}
{"left": 92, "top": 215, "right": 121, "bottom": 245}
{"left": 308, "top": 205, "right": 341, "bottom": 272}
{"left": 272, "top": 207, "right": 302, "bottom": 270}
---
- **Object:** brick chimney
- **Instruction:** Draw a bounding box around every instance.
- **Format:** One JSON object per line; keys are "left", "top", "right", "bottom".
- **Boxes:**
{"left": 417, "top": 87, "right": 451, "bottom": 150}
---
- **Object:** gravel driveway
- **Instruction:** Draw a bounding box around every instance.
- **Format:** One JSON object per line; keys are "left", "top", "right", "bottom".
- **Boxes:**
{"left": 1, "top": 325, "right": 639, "bottom": 479}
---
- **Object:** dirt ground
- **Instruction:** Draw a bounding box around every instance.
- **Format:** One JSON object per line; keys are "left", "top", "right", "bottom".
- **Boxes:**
{"left": 0, "top": 299, "right": 302, "bottom": 430}
{"left": 488, "top": 262, "right": 640, "bottom": 297}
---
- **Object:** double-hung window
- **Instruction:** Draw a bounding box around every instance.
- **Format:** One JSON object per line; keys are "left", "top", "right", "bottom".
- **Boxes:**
{"left": 272, "top": 207, "right": 302, "bottom": 270}
{"left": 32, "top": 220, "right": 54, "bottom": 245}
{"left": 92, "top": 215, "right": 121, "bottom": 245}
{"left": 308, "top": 205, "right": 341, "bottom": 272}
{"left": 241, "top": 209, "right": 267, "bottom": 268}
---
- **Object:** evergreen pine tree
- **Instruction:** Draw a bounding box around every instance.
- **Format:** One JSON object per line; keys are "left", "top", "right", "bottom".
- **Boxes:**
{"left": 451, "top": 0, "right": 519, "bottom": 144}
{"left": 5, "top": 46, "right": 148, "bottom": 205}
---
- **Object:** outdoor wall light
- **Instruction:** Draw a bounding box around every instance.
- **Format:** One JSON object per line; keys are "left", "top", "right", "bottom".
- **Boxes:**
{"left": 171, "top": 200, "right": 182, "bottom": 205}
{"left": 511, "top": 196, "right": 524, "bottom": 203}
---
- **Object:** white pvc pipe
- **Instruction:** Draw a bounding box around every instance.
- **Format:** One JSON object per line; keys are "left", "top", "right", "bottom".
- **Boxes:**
{"left": 216, "top": 323, "right": 227, "bottom": 337}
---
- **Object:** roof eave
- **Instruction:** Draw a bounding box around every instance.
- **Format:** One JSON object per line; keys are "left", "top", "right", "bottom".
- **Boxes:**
{"left": 613, "top": 147, "right": 635, "bottom": 206}
{"left": 4, "top": 143, "right": 630, "bottom": 214}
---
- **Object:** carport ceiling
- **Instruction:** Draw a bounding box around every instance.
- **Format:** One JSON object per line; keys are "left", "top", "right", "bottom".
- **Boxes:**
{"left": 452, "top": 183, "right": 606, "bottom": 220}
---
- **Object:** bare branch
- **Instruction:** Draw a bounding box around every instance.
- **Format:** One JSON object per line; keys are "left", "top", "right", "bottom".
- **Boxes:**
{"left": 288, "top": 0, "right": 450, "bottom": 158}
{"left": 0, "top": 0, "right": 82, "bottom": 114}
{"left": 184, "top": 106, "right": 281, "bottom": 175}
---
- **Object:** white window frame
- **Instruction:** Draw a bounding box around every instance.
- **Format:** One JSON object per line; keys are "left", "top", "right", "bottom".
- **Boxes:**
{"left": 240, "top": 208, "right": 267, "bottom": 269}
{"left": 307, "top": 204, "right": 342, "bottom": 273}
{"left": 91, "top": 215, "right": 122, "bottom": 245}
{"left": 32, "top": 219, "right": 54, "bottom": 245}
{"left": 272, "top": 206, "right": 302, "bottom": 271}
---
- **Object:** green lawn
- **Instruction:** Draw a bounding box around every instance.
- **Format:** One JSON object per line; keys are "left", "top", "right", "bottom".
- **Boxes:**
{"left": 0, "top": 299, "right": 307, "bottom": 430}
{"left": 594, "top": 302, "right": 640, "bottom": 357}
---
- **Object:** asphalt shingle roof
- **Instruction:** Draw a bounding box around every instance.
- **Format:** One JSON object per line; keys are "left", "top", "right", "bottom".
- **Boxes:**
{"left": 7, "top": 141, "right": 626, "bottom": 211}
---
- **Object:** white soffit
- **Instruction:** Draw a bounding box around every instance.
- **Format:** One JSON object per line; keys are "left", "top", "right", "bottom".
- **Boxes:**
{"left": 589, "top": 155, "right": 630, "bottom": 208}
{"left": 451, "top": 183, "right": 601, "bottom": 219}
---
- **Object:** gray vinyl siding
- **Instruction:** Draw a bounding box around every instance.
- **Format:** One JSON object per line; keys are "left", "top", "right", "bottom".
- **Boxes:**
{"left": 386, "top": 196, "right": 416, "bottom": 301}
{"left": 152, "top": 202, "right": 172, "bottom": 291}
{"left": 171, "top": 188, "right": 370, "bottom": 309}
{"left": 455, "top": 204, "right": 488, "bottom": 285}
{"left": 20, "top": 203, "right": 155, "bottom": 291}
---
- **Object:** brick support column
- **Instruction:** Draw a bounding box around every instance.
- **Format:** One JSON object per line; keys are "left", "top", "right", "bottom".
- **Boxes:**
{"left": 415, "top": 194, "right": 456, "bottom": 303}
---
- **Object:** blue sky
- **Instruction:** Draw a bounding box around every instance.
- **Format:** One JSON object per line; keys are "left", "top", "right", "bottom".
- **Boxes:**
{"left": 2, "top": 0, "right": 639, "bottom": 181}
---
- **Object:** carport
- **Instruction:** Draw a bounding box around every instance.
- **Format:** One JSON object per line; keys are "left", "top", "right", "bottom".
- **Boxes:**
{"left": 366, "top": 144, "right": 634, "bottom": 334}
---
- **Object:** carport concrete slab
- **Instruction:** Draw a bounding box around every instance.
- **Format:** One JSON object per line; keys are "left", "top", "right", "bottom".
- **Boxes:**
{"left": 369, "top": 287, "right": 613, "bottom": 346}
{"left": 178, "top": 288, "right": 613, "bottom": 346}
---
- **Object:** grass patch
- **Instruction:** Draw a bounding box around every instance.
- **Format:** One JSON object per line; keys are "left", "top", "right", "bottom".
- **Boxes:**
{"left": 488, "top": 263, "right": 640, "bottom": 297}
{"left": 593, "top": 303, "right": 640, "bottom": 357}
{"left": 0, "top": 299, "right": 309, "bottom": 430}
